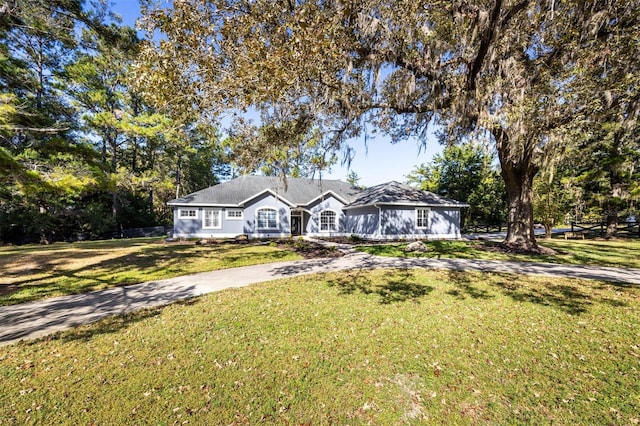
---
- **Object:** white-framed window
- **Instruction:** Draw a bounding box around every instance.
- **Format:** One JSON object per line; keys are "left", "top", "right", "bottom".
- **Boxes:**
{"left": 179, "top": 209, "right": 197, "bottom": 219}
{"left": 320, "top": 210, "right": 337, "bottom": 232}
{"left": 416, "top": 208, "right": 430, "bottom": 229}
{"left": 256, "top": 208, "right": 278, "bottom": 230}
{"left": 203, "top": 208, "right": 222, "bottom": 229}
{"left": 225, "top": 209, "right": 243, "bottom": 220}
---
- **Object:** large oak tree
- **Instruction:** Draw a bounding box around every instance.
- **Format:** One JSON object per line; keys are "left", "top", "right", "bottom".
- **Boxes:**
{"left": 137, "top": 0, "right": 639, "bottom": 252}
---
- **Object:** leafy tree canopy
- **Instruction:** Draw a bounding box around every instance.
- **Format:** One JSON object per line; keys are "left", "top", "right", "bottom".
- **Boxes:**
{"left": 137, "top": 0, "right": 639, "bottom": 252}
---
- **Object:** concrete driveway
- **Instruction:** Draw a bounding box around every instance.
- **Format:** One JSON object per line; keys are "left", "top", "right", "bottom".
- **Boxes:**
{"left": 1, "top": 251, "right": 639, "bottom": 346}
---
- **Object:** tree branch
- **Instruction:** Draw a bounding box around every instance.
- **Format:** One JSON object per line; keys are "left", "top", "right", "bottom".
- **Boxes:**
{"left": 467, "top": 0, "right": 530, "bottom": 92}
{"left": 1, "top": 125, "right": 70, "bottom": 133}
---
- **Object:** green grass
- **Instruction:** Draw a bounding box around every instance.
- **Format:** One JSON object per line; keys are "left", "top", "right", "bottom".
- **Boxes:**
{"left": 356, "top": 239, "right": 640, "bottom": 269}
{"left": 1, "top": 269, "right": 638, "bottom": 424}
{"left": 0, "top": 238, "right": 301, "bottom": 306}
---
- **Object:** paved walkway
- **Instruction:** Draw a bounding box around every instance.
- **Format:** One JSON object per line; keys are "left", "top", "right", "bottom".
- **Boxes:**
{"left": 1, "top": 251, "right": 639, "bottom": 347}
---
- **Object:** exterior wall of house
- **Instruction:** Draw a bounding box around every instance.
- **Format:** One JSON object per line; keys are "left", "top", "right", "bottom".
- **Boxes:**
{"left": 172, "top": 206, "right": 245, "bottom": 238}
{"left": 342, "top": 206, "right": 462, "bottom": 240}
{"left": 345, "top": 206, "right": 380, "bottom": 237}
{"left": 242, "top": 193, "right": 291, "bottom": 237}
{"left": 172, "top": 197, "right": 462, "bottom": 240}
{"left": 304, "top": 196, "right": 348, "bottom": 237}
{"left": 377, "top": 206, "right": 462, "bottom": 239}
{"left": 430, "top": 207, "right": 462, "bottom": 238}
{"left": 379, "top": 206, "right": 422, "bottom": 237}
{"left": 172, "top": 193, "right": 291, "bottom": 238}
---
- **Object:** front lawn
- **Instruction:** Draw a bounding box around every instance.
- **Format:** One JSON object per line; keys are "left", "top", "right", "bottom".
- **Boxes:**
{"left": 1, "top": 269, "right": 638, "bottom": 424}
{"left": 0, "top": 238, "right": 302, "bottom": 306}
{"left": 356, "top": 239, "right": 640, "bottom": 269}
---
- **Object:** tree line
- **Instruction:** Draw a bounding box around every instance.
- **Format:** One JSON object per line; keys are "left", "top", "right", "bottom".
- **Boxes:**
{"left": 2, "top": 1, "right": 638, "bottom": 249}
{"left": 0, "top": 1, "right": 228, "bottom": 244}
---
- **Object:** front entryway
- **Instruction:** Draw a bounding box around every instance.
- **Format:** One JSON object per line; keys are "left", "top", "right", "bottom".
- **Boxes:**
{"left": 291, "top": 215, "right": 302, "bottom": 236}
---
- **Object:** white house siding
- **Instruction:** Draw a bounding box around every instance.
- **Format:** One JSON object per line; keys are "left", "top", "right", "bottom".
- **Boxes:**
{"left": 345, "top": 206, "right": 380, "bottom": 237}
{"left": 305, "top": 196, "right": 348, "bottom": 236}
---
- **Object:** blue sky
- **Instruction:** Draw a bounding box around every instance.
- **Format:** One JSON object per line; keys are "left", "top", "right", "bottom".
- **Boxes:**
{"left": 110, "top": 0, "right": 441, "bottom": 187}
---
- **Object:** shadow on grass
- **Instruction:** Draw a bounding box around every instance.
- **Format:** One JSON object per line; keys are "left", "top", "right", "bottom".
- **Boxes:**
{"left": 1, "top": 242, "right": 298, "bottom": 306}
{"left": 0, "top": 237, "right": 160, "bottom": 256}
{"left": 48, "top": 298, "right": 201, "bottom": 344}
{"left": 492, "top": 279, "right": 591, "bottom": 315}
{"left": 533, "top": 239, "right": 640, "bottom": 268}
{"left": 328, "top": 266, "right": 635, "bottom": 315}
{"left": 490, "top": 274, "right": 631, "bottom": 315}
{"left": 327, "top": 269, "right": 434, "bottom": 304}
{"left": 1, "top": 281, "right": 203, "bottom": 345}
{"left": 445, "top": 270, "right": 494, "bottom": 300}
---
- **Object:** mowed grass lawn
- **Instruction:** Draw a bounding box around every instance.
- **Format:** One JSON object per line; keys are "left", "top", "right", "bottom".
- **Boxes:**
{"left": 357, "top": 238, "right": 640, "bottom": 269}
{"left": 1, "top": 269, "right": 638, "bottom": 424}
{"left": 0, "top": 238, "right": 301, "bottom": 306}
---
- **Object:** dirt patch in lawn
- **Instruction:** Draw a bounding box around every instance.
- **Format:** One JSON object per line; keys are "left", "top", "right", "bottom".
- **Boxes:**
{"left": 283, "top": 241, "right": 344, "bottom": 259}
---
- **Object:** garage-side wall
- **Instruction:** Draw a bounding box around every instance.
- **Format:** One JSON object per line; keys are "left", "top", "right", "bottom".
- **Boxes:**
{"left": 345, "top": 206, "right": 379, "bottom": 237}
{"left": 430, "top": 208, "right": 462, "bottom": 238}
{"left": 379, "top": 206, "right": 462, "bottom": 239}
{"left": 343, "top": 206, "right": 462, "bottom": 240}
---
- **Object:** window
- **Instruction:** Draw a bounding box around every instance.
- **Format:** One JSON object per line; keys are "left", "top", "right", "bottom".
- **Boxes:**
{"left": 226, "top": 209, "right": 243, "bottom": 220}
{"left": 320, "top": 210, "right": 337, "bottom": 232}
{"left": 416, "top": 208, "right": 430, "bottom": 229}
{"left": 257, "top": 208, "right": 278, "bottom": 230}
{"left": 179, "top": 209, "right": 197, "bottom": 219}
{"left": 203, "top": 209, "right": 222, "bottom": 229}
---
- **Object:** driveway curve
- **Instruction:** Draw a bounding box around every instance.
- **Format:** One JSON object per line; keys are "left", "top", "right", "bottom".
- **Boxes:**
{"left": 1, "top": 252, "right": 639, "bottom": 346}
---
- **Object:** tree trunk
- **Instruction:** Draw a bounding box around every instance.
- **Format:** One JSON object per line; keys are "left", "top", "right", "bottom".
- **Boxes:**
{"left": 175, "top": 156, "right": 182, "bottom": 199}
{"left": 495, "top": 129, "right": 540, "bottom": 252}
{"left": 605, "top": 212, "right": 618, "bottom": 238}
{"left": 501, "top": 163, "right": 538, "bottom": 251}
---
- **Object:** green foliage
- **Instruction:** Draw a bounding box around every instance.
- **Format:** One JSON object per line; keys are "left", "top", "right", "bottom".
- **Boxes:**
{"left": 224, "top": 114, "right": 337, "bottom": 178}
{"left": 294, "top": 236, "right": 307, "bottom": 251}
{"left": 346, "top": 170, "right": 363, "bottom": 189}
{"left": 0, "top": 4, "right": 230, "bottom": 243}
{"left": 568, "top": 122, "right": 640, "bottom": 228}
{"left": 408, "top": 143, "right": 507, "bottom": 225}
{"left": 533, "top": 157, "right": 584, "bottom": 235}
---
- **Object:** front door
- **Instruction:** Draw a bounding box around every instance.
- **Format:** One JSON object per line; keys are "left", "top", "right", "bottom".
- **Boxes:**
{"left": 291, "top": 215, "right": 302, "bottom": 236}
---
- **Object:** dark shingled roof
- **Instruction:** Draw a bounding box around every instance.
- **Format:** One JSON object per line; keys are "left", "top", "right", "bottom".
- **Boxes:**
{"left": 344, "top": 181, "right": 469, "bottom": 209}
{"left": 168, "top": 175, "right": 361, "bottom": 207}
